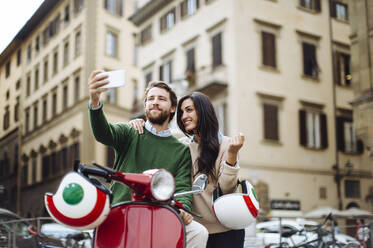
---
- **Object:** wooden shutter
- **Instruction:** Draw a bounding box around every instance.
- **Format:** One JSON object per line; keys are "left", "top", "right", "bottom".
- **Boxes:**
{"left": 335, "top": 52, "right": 341, "bottom": 85}
{"left": 336, "top": 117, "right": 345, "bottom": 152}
{"left": 187, "top": 48, "right": 195, "bottom": 72}
{"left": 357, "top": 139, "right": 364, "bottom": 154}
{"left": 212, "top": 33, "right": 222, "bottom": 68}
{"left": 320, "top": 113, "right": 328, "bottom": 149}
{"left": 160, "top": 15, "right": 166, "bottom": 32}
{"left": 118, "top": 0, "right": 123, "bottom": 16}
{"left": 159, "top": 65, "right": 163, "bottom": 81}
{"left": 264, "top": 104, "right": 279, "bottom": 140}
{"left": 262, "top": 32, "right": 276, "bottom": 67}
{"left": 314, "top": 0, "right": 321, "bottom": 11}
{"left": 345, "top": 54, "right": 351, "bottom": 86}
{"left": 180, "top": 0, "right": 187, "bottom": 18}
{"left": 330, "top": 1, "right": 337, "bottom": 17}
{"left": 299, "top": 110, "right": 307, "bottom": 146}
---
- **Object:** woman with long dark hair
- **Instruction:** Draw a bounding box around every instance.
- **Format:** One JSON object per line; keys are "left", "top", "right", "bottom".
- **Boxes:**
{"left": 130, "top": 92, "right": 245, "bottom": 247}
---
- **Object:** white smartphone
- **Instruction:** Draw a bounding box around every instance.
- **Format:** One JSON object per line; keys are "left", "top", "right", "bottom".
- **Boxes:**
{"left": 98, "top": 69, "right": 126, "bottom": 88}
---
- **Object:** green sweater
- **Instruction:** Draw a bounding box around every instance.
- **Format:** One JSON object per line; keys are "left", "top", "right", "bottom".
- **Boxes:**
{"left": 89, "top": 105, "right": 192, "bottom": 210}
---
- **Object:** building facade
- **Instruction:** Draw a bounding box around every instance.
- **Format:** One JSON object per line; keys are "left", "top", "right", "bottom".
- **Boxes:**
{"left": 0, "top": 0, "right": 139, "bottom": 217}
{"left": 129, "top": 0, "right": 372, "bottom": 215}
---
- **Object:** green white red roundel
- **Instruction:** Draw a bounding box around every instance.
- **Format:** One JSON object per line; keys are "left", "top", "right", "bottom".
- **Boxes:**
{"left": 44, "top": 172, "right": 110, "bottom": 230}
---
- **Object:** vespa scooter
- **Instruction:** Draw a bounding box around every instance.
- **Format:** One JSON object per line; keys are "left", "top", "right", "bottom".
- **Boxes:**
{"left": 45, "top": 161, "right": 207, "bottom": 248}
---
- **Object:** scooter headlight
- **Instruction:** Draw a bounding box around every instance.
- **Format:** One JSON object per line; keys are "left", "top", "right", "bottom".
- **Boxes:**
{"left": 150, "top": 170, "right": 175, "bottom": 201}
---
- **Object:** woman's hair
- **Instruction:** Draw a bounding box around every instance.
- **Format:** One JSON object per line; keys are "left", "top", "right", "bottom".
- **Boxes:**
{"left": 177, "top": 92, "right": 220, "bottom": 182}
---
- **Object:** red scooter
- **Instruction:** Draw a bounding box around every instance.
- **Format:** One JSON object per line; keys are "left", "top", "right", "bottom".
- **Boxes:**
{"left": 45, "top": 161, "right": 207, "bottom": 248}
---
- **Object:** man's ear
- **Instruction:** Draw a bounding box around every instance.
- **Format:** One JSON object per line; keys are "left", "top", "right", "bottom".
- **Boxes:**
{"left": 170, "top": 105, "right": 176, "bottom": 114}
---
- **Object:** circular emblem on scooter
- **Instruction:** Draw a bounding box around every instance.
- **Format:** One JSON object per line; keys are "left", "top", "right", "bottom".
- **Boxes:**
{"left": 45, "top": 172, "right": 111, "bottom": 230}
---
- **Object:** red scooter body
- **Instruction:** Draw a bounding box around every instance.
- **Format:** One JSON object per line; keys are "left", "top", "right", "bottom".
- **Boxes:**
{"left": 94, "top": 202, "right": 185, "bottom": 248}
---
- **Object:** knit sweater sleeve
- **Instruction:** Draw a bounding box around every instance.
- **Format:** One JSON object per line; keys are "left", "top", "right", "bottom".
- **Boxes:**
{"left": 88, "top": 104, "right": 131, "bottom": 152}
{"left": 218, "top": 136, "right": 240, "bottom": 194}
{"left": 173, "top": 148, "right": 193, "bottom": 212}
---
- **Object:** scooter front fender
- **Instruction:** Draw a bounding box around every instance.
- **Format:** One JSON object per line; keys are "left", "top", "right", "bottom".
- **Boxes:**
{"left": 94, "top": 202, "right": 186, "bottom": 248}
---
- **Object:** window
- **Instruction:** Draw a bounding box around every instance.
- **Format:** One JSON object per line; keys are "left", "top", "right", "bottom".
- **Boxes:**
{"left": 26, "top": 74, "right": 31, "bottom": 97}
{"left": 33, "top": 103, "right": 38, "bottom": 129}
{"left": 299, "top": 109, "right": 328, "bottom": 149}
{"left": 64, "top": 4, "right": 70, "bottom": 25}
{"left": 336, "top": 117, "right": 363, "bottom": 154}
{"left": 42, "top": 27, "right": 48, "bottom": 47}
{"left": 262, "top": 32, "right": 276, "bottom": 68}
{"left": 73, "top": 0, "right": 83, "bottom": 15}
{"left": 27, "top": 44, "right": 32, "bottom": 62}
{"left": 63, "top": 40, "right": 69, "bottom": 66}
{"left": 106, "top": 31, "right": 118, "bottom": 57}
{"left": 5, "top": 61, "right": 10, "bottom": 78}
{"left": 159, "top": 60, "right": 173, "bottom": 84}
{"left": 35, "top": 36, "right": 40, "bottom": 54}
{"left": 140, "top": 24, "right": 152, "bottom": 45}
{"left": 35, "top": 66, "right": 40, "bottom": 90}
{"left": 319, "top": 187, "right": 327, "bottom": 199}
{"left": 345, "top": 180, "right": 360, "bottom": 198}
{"left": 14, "top": 97, "right": 19, "bottom": 122}
{"left": 145, "top": 71, "right": 152, "bottom": 88}
{"left": 17, "top": 50, "right": 21, "bottom": 66}
{"left": 302, "top": 42, "right": 319, "bottom": 78}
{"left": 75, "top": 31, "right": 82, "bottom": 57}
{"left": 299, "top": 0, "right": 321, "bottom": 11}
{"left": 25, "top": 108, "right": 30, "bottom": 133}
{"left": 104, "top": 0, "right": 123, "bottom": 16}
{"left": 186, "top": 48, "right": 196, "bottom": 86}
{"left": 22, "top": 162, "right": 28, "bottom": 186}
{"left": 52, "top": 91, "right": 57, "bottom": 117}
{"left": 216, "top": 102, "right": 227, "bottom": 134}
{"left": 75, "top": 75, "right": 80, "bottom": 102}
{"left": 3, "top": 106, "right": 10, "bottom": 131}
{"left": 160, "top": 8, "right": 176, "bottom": 32}
{"left": 54, "top": 14, "right": 61, "bottom": 34}
{"left": 63, "top": 83, "right": 68, "bottom": 109}
{"left": 42, "top": 155, "right": 50, "bottom": 179}
{"left": 32, "top": 158, "right": 37, "bottom": 184}
{"left": 16, "top": 79, "right": 21, "bottom": 90}
{"left": 263, "top": 104, "right": 279, "bottom": 141}
{"left": 43, "top": 58, "right": 48, "bottom": 83}
{"left": 331, "top": 1, "right": 348, "bottom": 21}
{"left": 335, "top": 52, "right": 351, "bottom": 86}
{"left": 212, "top": 32, "right": 222, "bottom": 68}
{"left": 180, "top": 0, "right": 198, "bottom": 18}
{"left": 53, "top": 50, "right": 58, "bottom": 75}
{"left": 42, "top": 97, "right": 47, "bottom": 122}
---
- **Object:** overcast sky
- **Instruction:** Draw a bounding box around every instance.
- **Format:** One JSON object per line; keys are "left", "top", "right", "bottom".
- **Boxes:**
{"left": 0, "top": 0, "right": 44, "bottom": 54}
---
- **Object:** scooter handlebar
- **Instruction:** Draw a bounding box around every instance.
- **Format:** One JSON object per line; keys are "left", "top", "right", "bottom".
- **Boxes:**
{"left": 74, "top": 161, "right": 113, "bottom": 182}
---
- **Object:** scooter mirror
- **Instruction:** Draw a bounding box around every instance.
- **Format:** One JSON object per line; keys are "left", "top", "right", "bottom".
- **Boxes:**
{"left": 191, "top": 174, "right": 208, "bottom": 194}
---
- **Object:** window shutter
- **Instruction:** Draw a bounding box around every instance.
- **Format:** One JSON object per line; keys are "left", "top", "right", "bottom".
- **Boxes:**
{"left": 357, "top": 139, "right": 364, "bottom": 154}
{"left": 315, "top": 0, "right": 321, "bottom": 11}
{"left": 159, "top": 65, "right": 163, "bottom": 81}
{"left": 212, "top": 33, "right": 222, "bottom": 68}
{"left": 187, "top": 48, "right": 195, "bottom": 72}
{"left": 118, "top": 0, "right": 123, "bottom": 16}
{"left": 336, "top": 52, "right": 342, "bottom": 85}
{"left": 180, "top": 0, "right": 187, "bottom": 18}
{"left": 264, "top": 104, "right": 279, "bottom": 140}
{"left": 196, "top": 0, "right": 199, "bottom": 9}
{"left": 330, "top": 1, "right": 337, "bottom": 17}
{"left": 336, "top": 117, "right": 345, "bottom": 152}
{"left": 262, "top": 32, "right": 276, "bottom": 67}
{"left": 299, "top": 110, "right": 307, "bottom": 146}
{"left": 345, "top": 54, "right": 351, "bottom": 86}
{"left": 169, "top": 60, "right": 173, "bottom": 83}
{"left": 320, "top": 113, "right": 328, "bottom": 149}
{"left": 160, "top": 16, "right": 166, "bottom": 32}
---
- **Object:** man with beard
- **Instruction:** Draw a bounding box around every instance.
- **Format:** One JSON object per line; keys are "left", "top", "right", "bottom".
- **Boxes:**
{"left": 88, "top": 70, "right": 208, "bottom": 247}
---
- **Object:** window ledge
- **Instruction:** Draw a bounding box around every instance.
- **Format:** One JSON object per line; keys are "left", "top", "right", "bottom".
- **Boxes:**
{"left": 261, "top": 139, "right": 282, "bottom": 146}
{"left": 212, "top": 64, "right": 226, "bottom": 72}
{"left": 341, "top": 151, "right": 362, "bottom": 156}
{"left": 301, "top": 145, "right": 326, "bottom": 151}
{"left": 332, "top": 18, "right": 349, "bottom": 24}
{"left": 259, "top": 65, "right": 280, "bottom": 74}
{"left": 297, "top": 6, "right": 321, "bottom": 15}
{"left": 301, "top": 74, "right": 320, "bottom": 82}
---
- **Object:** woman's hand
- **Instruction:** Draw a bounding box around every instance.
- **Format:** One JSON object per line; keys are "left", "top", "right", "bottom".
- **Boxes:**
{"left": 226, "top": 133, "right": 245, "bottom": 166}
{"left": 129, "top": 118, "right": 146, "bottom": 134}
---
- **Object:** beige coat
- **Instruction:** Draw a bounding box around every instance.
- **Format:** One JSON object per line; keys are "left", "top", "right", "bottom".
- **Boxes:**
{"left": 182, "top": 136, "right": 240, "bottom": 234}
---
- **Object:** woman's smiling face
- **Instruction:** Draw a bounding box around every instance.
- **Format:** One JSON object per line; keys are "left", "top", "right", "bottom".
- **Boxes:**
{"left": 180, "top": 98, "right": 198, "bottom": 132}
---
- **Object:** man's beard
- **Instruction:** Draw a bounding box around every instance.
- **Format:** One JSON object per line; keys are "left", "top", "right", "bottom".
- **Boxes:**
{"left": 146, "top": 108, "right": 170, "bottom": 125}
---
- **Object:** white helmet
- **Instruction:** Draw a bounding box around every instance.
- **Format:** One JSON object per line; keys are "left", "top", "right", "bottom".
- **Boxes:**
{"left": 45, "top": 172, "right": 111, "bottom": 230}
{"left": 212, "top": 180, "right": 259, "bottom": 230}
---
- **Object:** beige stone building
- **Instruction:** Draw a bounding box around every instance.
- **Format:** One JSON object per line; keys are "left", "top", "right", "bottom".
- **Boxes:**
{"left": 0, "top": 0, "right": 139, "bottom": 216}
{"left": 0, "top": 0, "right": 372, "bottom": 218}
{"left": 129, "top": 0, "right": 372, "bottom": 215}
